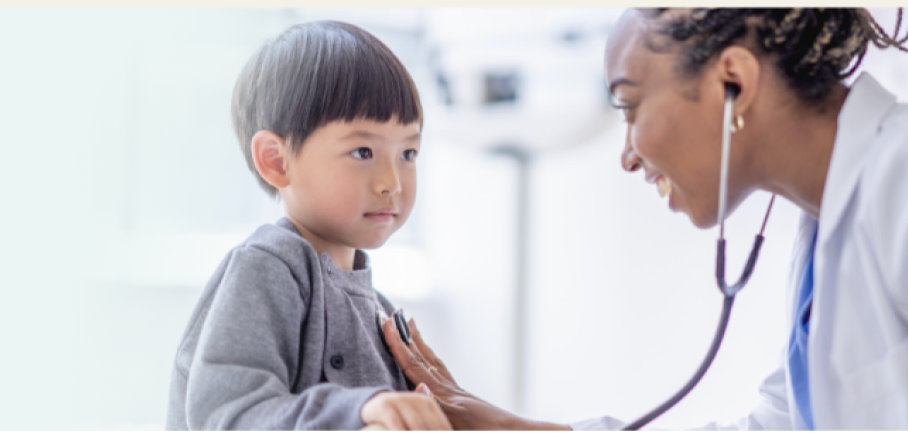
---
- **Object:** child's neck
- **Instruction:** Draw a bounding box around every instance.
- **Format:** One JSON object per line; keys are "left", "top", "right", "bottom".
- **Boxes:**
{"left": 285, "top": 215, "right": 356, "bottom": 271}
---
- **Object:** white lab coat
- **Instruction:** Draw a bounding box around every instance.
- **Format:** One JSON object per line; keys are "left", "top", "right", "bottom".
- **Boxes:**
{"left": 572, "top": 73, "right": 908, "bottom": 430}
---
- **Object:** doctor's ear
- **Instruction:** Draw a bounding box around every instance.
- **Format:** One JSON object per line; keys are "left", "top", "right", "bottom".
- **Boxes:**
{"left": 251, "top": 130, "right": 291, "bottom": 190}
{"left": 714, "top": 45, "right": 760, "bottom": 116}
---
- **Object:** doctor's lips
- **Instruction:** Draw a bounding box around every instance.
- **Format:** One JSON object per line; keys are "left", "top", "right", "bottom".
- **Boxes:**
{"left": 364, "top": 208, "right": 398, "bottom": 222}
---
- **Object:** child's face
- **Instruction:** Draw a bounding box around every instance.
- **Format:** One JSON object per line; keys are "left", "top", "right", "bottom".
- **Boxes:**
{"left": 282, "top": 117, "right": 421, "bottom": 251}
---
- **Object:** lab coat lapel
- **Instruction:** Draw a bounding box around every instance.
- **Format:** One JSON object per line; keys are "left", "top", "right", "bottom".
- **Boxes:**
{"left": 814, "top": 73, "right": 897, "bottom": 251}
{"left": 809, "top": 73, "right": 898, "bottom": 430}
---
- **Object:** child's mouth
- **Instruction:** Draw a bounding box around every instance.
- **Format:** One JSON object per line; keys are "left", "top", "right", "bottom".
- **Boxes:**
{"left": 364, "top": 209, "right": 398, "bottom": 223}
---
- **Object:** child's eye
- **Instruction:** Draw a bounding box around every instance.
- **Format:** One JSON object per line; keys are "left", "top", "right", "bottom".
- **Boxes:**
{"left": 351, "top": 147, "right": 373, "bottom": 160}
{"left": 400, "top": 149, "right": 418, "bottom": 161}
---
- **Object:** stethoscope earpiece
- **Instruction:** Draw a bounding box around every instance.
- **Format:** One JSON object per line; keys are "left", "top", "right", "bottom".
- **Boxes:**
{"left": 725, "top": 82, "right": 741, "bottom": 100}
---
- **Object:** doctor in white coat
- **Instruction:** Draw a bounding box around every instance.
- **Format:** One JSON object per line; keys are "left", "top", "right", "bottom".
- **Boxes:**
{"left": 380, "top": 8, "right": 908, "bottom": 430}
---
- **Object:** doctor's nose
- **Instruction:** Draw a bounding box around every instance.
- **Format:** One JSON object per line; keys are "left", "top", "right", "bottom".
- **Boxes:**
{"left": 373, "top": 164, "right": 402, "bottom": 196}
{"left": 621, "top": 132, "right": 642, "bottom": 172}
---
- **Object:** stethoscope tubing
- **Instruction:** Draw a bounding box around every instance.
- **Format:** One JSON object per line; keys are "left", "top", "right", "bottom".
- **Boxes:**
{"left": 621, "top": 85, "right": 775, "bottom": 430}
{"left": 621, "top": 295, "right": 735, "bottom": 431}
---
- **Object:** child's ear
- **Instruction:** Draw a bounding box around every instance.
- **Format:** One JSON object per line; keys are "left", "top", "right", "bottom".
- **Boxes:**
{"left": 251, "top": 130, "right": 291, "bottom": 189}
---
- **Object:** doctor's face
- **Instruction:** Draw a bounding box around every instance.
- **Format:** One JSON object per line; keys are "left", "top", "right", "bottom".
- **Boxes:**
{"left": 606, "top": 9, "right": 755, "bottom": 229}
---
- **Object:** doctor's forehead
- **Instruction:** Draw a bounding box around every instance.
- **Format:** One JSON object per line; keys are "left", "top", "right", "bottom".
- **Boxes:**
{"left": 605, "top": 9, "right": 649, "bottom": 86}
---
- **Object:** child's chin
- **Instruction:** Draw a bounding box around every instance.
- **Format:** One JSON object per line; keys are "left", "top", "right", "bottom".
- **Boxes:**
{"left": 356, "top": 237, "right": 391, "bottom": 250}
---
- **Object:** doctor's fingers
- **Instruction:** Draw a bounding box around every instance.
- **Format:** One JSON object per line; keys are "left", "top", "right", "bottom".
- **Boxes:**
{"left": 407, "top": 318, "right": 457, "bottom": 386}
{"left": 382, "top": 318, "right": 447, "bottom": 391}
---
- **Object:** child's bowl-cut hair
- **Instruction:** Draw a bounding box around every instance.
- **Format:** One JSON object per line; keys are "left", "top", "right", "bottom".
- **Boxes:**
{"left": 232, "top": 21, "right": 423, "bottom": 198}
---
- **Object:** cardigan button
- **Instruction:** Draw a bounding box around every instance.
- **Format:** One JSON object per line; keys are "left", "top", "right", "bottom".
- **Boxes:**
{"left": 330, "top": 355, "right": 344, "bottom": 370}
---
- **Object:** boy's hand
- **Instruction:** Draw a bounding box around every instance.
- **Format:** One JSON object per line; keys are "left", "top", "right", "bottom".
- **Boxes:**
{"left": 361, "top": 384, "right": 452, "bottom": 430}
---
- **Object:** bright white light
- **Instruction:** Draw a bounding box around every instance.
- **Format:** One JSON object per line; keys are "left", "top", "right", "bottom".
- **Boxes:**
{"left": 122, "top": 233, "right": 248, "bottom": 288}
{"left": 369, "top": 245, "right": 432, "bottom": 301}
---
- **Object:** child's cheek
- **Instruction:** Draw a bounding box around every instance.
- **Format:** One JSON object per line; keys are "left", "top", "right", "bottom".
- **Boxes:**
{"left": 310, "top": 173, "right": 363, "bottom": 223}
{"left": 400, "top": 173, "right": 418, "bottom": 220}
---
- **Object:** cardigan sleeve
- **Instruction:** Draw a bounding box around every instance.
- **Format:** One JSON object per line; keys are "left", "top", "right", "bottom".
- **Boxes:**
{"left": 182, "top": 245, "right": 392, "bottom": 430}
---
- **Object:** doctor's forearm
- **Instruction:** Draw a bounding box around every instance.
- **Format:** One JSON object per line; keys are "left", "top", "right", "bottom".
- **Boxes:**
{"left": 497, "top": 415, "right": 571, "bottom": 430}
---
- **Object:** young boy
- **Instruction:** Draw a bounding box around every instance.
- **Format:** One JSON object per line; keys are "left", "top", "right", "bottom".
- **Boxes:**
{"left": 165, "top": 21, "right": 449, "bottom": 430}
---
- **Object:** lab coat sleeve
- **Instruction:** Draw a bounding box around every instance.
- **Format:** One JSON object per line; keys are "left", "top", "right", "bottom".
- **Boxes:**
{"left": 570, "top": 353, "right": 792, "bottom": 430}
{"left": 183, "top": 245, "right": 389, "bottom": 430}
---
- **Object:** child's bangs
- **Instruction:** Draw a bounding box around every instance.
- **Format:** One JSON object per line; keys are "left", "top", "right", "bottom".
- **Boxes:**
{"left": 326, "top": 45, "right": 422, "bottom": 127}
{"left": 294, "top": 22, "right": 422, "bottom": 135}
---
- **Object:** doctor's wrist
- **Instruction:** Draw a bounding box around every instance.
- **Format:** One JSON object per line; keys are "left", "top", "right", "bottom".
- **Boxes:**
{"left": 501, "top": 415, "right": 572, "bottom": 431}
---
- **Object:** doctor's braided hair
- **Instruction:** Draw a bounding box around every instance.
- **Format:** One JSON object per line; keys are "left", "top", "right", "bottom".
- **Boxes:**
{"left": 647, "top": 8, "right": 908, "bottom": 106}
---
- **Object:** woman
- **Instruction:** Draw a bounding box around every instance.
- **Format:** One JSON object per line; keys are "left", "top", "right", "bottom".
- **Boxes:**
{"left": 382, "top": 8, "right": 908, "bottom": 430}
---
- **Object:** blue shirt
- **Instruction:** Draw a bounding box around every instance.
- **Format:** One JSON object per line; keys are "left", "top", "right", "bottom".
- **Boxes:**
{"left": 789, "top": 231, "right": 817, "bottom": 430}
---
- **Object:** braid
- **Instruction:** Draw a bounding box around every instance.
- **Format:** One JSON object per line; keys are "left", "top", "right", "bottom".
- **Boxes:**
{"left": 860, "top": 8, "right": 908, "bottom": 51}
{"left": 650, "top": 8, "right": 908, "bottom": 106}
{"left": 690, "top": 10, "right": 749, "bottom": 65}
{"left": 767, "top": 8, "right": 805, "bottom": 48}
{"left": 799, "top": 12, "right": 840, "bottom": 74}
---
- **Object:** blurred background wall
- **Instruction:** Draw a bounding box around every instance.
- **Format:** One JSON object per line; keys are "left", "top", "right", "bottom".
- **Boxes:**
{"left": 1, "top": 8, "right": 907, "bottom": 430}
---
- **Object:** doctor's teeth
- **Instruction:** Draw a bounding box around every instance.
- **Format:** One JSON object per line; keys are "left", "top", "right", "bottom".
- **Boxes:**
{"left": 657, "top": 177, "right": 672, "bottom": 198}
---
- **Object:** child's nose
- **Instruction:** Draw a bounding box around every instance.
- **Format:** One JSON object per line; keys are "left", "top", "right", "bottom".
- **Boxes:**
{"left": 373, "top": 164, "right": 402, "bottom": 196}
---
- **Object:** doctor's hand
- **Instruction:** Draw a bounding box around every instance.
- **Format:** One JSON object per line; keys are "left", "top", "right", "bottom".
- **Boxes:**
{"left": 381, "top": 317, "right": 570, "bottom": 431}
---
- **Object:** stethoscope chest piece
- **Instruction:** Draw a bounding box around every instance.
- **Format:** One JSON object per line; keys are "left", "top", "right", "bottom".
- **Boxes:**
{"left": 376, "top": 308, "right": 416, "bottom": 391}
{"left": 376, "top": 308, "right": 413, "bottom": 351}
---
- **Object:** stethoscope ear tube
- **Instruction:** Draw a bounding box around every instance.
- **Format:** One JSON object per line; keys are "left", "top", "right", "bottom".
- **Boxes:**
{"left": 621, "top": 85, "right": 774, "bottom": 431}
{"left": 717, "top": 235, "right": 765, "bottom": 297}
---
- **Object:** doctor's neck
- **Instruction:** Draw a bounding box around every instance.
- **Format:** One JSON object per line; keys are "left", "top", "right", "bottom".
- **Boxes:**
{"left": 753, "top": 81, "right": 849, "bottom": 220}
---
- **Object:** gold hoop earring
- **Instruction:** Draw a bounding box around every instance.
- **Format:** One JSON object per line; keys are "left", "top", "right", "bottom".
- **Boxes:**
{"left": 730, "top": 115, "right": 745, "bottom": 133}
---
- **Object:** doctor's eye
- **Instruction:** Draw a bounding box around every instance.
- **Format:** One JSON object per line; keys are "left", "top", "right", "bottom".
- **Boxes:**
{"left": 351, "top": 147, "right": 373, "bottom": 160}
{"left": 400, "top": 149, "right": 418, "bottom": 161}
{"left": 608, "top": 93, "right": 635, "bottom": 123}
{"left": 611, "top": 104, "right": 632, "bottom": 122}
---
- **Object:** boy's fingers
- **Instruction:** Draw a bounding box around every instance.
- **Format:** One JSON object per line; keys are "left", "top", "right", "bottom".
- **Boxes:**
{"left": 377, "top": 408, "right": 404, "bottom": 431}
{"left": 428, "top": 400, "right": 454, "bottom": 431}
{"left": 412, "top": 394, "right": 452, "bottom": 431}
{"left": 396, "top": 400, "right": 432, "bottom": 431}
{"left": 408, "top": 318, "right": 456, "bottom": 384}
{"left": 415, "top": 382, "right": 432, "bottom": 397}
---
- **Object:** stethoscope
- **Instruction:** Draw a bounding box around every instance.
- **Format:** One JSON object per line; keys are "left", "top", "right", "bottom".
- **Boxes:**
{"left": 372, "top": 84, "right": 776, "bottom": 429}
{"left": 376, "top": 308, "right": 417, "bottom": 390}
{"left": 622, "top": 83, "right": 777, "bottom": 430}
